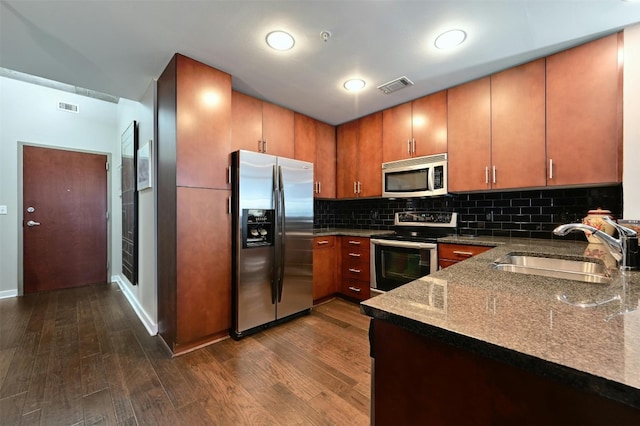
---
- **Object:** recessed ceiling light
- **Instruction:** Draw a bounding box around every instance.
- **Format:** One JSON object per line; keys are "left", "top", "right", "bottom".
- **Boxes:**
{"left": 266, "top": 31, "right": 295, "bottom": 50}
{"left": 344, "top": 79, "right": 366, "bottom": 92}
{"left": 434, "top": 29, "right": 467, "bottom": 49}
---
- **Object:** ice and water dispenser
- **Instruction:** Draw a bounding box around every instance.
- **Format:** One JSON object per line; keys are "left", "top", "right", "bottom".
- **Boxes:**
{"left": 242, "top": 209, "right": 275, "bottom": 248}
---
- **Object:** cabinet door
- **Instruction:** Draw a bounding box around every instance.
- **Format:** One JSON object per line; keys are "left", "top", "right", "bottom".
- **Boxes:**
{"left": 336, "top": 120, "right": 359, "bottom": 198}
{"left": 382, "top": 102, "right": 412, "bottom": 162}
{"left": 176, "top": 55, "right": 232, "bottom": 189}
{"left": 231, "top": 91, "right": 263, "bottom": 153}
{"left": 313, "top": 237, "right": 337, "bottom": 301}
{"left": 412, "top": 90, "right": 448, "bottom": 157}
{"left": 176, "top": 187, "right": 231, "bottom": 345}
{"left": 491, "top": 59, "right": 546, "bottom": 190}
{"left": 447, "top": 77, "right": 492, "bottom": 192}
{"left": 316, "top": 121, "right": 336, "bottom": 198}
{"left": 262, "top": 101, "right": 295, "bottom": 158}
{"left": 546, "top": 33, "right": 621, "bottom": 186}
{"left": 358, "top": 112, "right": 383, "bottom": 197}
{"left": 294, "top": 113, "right": 316, "bottom": 163}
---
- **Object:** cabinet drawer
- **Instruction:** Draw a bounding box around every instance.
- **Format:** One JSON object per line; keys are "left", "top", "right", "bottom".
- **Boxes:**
{"left": 341, "top": 260, "right": 370, "bottom": 282}
{"left": 314, "top": 236, "right": 336, "bottom": 249}
{"left": 341, "top": 280, "right": 371, "bottom": 301}
{"left": 439, "top": 243, "right": 491, "bottom": 262}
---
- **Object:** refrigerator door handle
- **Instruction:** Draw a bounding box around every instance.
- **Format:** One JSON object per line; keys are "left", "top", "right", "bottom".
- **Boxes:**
{"left": 277, "top": 165, "right": 286, "bottom": 303}
{"left": 270, "top": 164, "right": 278, "bottom": 304}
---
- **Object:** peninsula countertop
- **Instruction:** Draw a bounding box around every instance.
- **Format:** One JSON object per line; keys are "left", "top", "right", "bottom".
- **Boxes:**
{"left": 361, "top": 237, "right": 640, "bottom": 409}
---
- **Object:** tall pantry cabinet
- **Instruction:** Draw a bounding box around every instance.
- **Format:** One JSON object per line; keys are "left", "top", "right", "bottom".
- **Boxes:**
{"left": 157, "top": 54, "right": 232, "bottom": 355}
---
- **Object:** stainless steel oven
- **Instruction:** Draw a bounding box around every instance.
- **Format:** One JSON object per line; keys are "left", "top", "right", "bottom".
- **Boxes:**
{"left": 370, "top": 239, "right": 437, "bottom": 295}
{"left": 370, "top": 211, "right": 457, "bottom": 296}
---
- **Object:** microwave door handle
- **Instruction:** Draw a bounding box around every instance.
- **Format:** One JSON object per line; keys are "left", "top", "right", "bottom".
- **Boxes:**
{"left": 428, "top": 166, "right": 434, "bottom": 191}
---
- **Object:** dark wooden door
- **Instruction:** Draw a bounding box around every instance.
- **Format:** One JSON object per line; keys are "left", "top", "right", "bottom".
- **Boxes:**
{"left": 23, "top": 146, "right": 108, "bottom": 293}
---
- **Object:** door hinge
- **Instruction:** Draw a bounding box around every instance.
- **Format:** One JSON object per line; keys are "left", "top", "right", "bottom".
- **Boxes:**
{"left": 106, "top": 211, "right": 109, "bottom": 220}
{"left": 106, "top": 162, "right": 109, "bottom": 171}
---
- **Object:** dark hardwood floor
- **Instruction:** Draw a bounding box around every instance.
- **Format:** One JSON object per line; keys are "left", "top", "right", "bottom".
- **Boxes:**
{"left": 0, "top": 284, "right": 371, "bottom": 425}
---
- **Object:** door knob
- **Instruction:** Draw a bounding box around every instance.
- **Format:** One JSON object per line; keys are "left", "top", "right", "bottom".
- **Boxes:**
{"left": 26, "top": 220, "right": 41, "bottom": 227}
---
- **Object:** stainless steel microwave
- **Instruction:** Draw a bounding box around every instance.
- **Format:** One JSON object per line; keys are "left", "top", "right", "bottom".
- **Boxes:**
{"left": 382, "top": 153, "right": 447, "bottom": 198}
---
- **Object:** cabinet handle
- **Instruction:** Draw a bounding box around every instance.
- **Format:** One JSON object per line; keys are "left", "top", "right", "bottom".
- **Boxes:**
{"left": 492, "top": 165, "right": 496, "bottom": 184}
{"left": 412, "top": 139, "right": 416, "bottom": 155}
{"left": 258, "top": 140, "right": 263, "bottom": 152}
{"left": 349, "top": 253, "right": 361, "bottom": 257}
{"left": 317, "top": 240, "right": 329, "bottom": 245}
{"left": 485, "top": 166, "right": 489, "bottom": 184}
{"left": 228, "top": 197, "right": 232, "bottom": 214}
{"left": 348, "top": 286, "right": 361, "bottom": 293}
{"left": 348, "top": 240, "right": 361, "bottom": 245}
{"left": 318, "top": 181, "right": 321, "bottom": 194}
{"left": 453, "top": 250, "right": 474, "bottom": 257}
{"left": 263, "top": 140, "right": 268, "bottom": 153}
{"left": 357, "top": 181, "right": 362, "bottom": 194}
{"left": 549, "top": 159, "right": 553, "bottom": 179}
{"left": 349, "top": 268, "right": 361, "bottom": 273}
{"left": 227, "top": 166, "right": 231, "bottom": 184}
{"left": 407, "top": 140, "right": 411, "bottom": 155}
{"left": 353, "top": 181, "right": 357, "bottom": 194}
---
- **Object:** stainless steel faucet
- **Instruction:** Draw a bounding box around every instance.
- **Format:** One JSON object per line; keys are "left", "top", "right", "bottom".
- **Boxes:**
{"left": 553, "top": 217, "right": 638, "bottom": 270}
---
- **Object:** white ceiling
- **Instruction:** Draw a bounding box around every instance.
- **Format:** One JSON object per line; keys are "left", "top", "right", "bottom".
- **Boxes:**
{"left": 1, "top": 0, "right": 640, "bottom": 125}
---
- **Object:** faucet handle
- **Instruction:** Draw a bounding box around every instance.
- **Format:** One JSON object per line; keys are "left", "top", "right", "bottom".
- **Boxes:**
{"left": 603, "top": 217, "right": 638, "bottom": 237}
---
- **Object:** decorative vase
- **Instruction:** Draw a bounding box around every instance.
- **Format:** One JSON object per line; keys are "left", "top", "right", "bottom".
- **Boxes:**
{"left": 582, "top": 208, "right": 615, "bottom": 244}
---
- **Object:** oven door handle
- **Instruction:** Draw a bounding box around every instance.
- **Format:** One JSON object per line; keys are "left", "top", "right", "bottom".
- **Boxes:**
{"left": 370, "top": 239, "right": 437, "bottom": 249}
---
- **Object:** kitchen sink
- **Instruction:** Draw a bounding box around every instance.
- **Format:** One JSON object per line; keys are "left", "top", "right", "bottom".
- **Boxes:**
{"left": 490, "top": 252, "right": 613, "bottom": 284}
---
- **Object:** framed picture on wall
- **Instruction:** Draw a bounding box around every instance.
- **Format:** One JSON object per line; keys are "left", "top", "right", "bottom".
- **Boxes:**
{"left": 137, "top": 139, "right": 152, "bottom": 191}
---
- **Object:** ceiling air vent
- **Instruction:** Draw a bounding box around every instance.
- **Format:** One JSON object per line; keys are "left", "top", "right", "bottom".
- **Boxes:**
{"left": 377, "top": 76, "right": 414, "bottom": 94}
{"left": 58, "top": 101, "right": 79, "bottom": 113}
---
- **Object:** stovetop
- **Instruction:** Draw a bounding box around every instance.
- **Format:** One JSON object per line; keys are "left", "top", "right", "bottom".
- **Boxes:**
{"left": 371, "top": 211, "right": 458, "bottom": 242}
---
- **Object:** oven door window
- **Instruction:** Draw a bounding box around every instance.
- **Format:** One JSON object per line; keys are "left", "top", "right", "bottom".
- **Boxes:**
{"left": 375, "top": 245, "right": 433, "bottom": 292}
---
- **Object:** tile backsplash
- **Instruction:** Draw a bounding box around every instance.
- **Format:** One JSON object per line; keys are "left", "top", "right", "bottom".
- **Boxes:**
{"left": 314, "top": 185, "right": 623, "bottom": 240}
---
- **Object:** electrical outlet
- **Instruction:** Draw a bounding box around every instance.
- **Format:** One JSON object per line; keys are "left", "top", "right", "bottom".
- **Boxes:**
{"left": 0, "top": 205, "right": 7, "bottom": 215}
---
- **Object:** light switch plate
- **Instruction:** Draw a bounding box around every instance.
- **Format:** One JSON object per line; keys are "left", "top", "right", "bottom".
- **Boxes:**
{"left": 0, "top": 205, "right": 7, "bottom": 215}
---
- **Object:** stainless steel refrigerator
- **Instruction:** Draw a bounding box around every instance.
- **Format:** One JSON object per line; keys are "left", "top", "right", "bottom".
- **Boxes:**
{"left": 231, "top": 150, "right": 314, "bottom": 339}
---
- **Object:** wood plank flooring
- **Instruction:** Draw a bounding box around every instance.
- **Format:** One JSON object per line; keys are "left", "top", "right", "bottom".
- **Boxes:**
{"left": 0, "top": 284, "right": 371, "bottom": 425}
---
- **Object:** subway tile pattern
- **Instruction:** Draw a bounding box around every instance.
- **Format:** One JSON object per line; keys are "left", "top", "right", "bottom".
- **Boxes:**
{"left": 314, "top": 185, "right": 623, "bottom": 240}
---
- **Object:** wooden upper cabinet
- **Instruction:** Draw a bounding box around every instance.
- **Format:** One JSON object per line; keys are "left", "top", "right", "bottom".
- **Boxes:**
{"left": 382, "top": 91, "right": 448, "bottom": 163}
{"left": 358, "top": 112, "right": 383, "bottom": 197}
{"left": 315, "top": 121, "right": 336, "bottom": 198}
{"left": 382, "top": 102, "right": 412, "bottom": 162}
{"left": 546, "top": 33, "right": 622, "bottom": 186}
{"left": 447, "top": 77, "right": 492, "bottom": 192}
{"left": 262, "top": 101, "right": 295, "bottom": 158}
{"left": 231, "top": 91, "right": 263, "bottom": 153}
{"left": 336, "top": 120, "right": 359, "bottom": 198}
{"left": 491, "top": 59, "right": 546, "bottom": 190}
{"left": 175, "top": 54, "right": 232, "bottom": 190}
{"left": 231, "top": 91, "right": 295, "bottom": 158}
{"left": 411, "top": 90, "right": 448, "bottom": 157}
{"left": 294, "top": 113, "right": 316, "bottom": 163}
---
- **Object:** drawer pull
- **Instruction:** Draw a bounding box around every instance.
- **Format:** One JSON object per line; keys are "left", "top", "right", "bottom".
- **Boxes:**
{"left": 348, "top": 240, "right": 361, "bottom": 245}
{"left": 348, "top": 253, "right": 361, "bottom": 257}
{"left": 316, "top": 240, "right": 329, "bottom": 245}
{"left": 453, "top": 250, "right": 474, "bottom": 257}
{"left": 349, "top": 268, "right": 361, "bottom": 273}
{"left": 348, "top": 286, "right": 361, "bottom": 293}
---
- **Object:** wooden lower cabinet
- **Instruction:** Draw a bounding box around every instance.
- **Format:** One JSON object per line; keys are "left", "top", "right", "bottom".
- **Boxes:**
{"left": 438, "top": 243, "right": 491, "bottom": 269}
{"left": 370, "top": 319, "right": 640, "bottom": 425}
{"left": 340, "top": 236, "right": 371, "bottom": 301}
{"left": 313, "top": 236, "right": 338, "bottom": 302}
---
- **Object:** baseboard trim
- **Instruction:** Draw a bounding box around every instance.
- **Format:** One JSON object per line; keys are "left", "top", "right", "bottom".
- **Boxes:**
{"left": 0, "top": 289, "right": 18, "bottom": 299}
{"left": 111, "top": 275, "right": 158, "bottom": 336}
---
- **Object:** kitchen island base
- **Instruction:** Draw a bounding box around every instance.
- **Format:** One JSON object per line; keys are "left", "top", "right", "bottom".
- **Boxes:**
{"left": 370, "top": 319, "right": 640, "bottom": 425}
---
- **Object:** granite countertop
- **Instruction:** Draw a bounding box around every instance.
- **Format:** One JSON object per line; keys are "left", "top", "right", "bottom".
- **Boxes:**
{"left": 313, "top": 228, "right": 393, "bottom": 238}
{"left": 361, "top": 237, "right": 640, "bottom": 409}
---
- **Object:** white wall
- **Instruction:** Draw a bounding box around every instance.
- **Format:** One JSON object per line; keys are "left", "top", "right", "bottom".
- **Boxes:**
{"left": 624, "top": 23, "right": 640, "bottom": 218}
{"left": 114, "top": 82, "right": 157, "bottom": 335}
{"left": 0, "top": 76, "right": 119, "bottom": 298}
